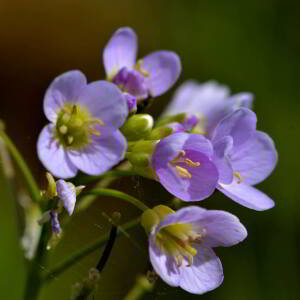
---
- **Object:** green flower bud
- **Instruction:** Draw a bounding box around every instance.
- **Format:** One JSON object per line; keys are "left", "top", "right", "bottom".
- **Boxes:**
{"left": 145, "top": 126, "right": 173, "bottom": 140}
{"left": 121, "top": 114, "right": 154, "bottom": 141}
{"left": 155, "top": 113, "right": 186, "bottom": 127}
{"left": 128, "top": 140, "right": 157, "bottom": 154}
{"left": 45, "top": 172, "right": 57, "bottom": 199}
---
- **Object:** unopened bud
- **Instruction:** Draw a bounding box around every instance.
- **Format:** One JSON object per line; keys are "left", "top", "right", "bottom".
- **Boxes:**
{"left": 141, "top": 209, "right": 160, "bottom": 234}
{"left": 45, "top": 172, "right": 57, "bottom": 199}
{"left": 121, "top": 114, "right": 154, "bottom": 141}
{"left": 145, "top": 126, "right": 172, "bottom": 140}
{"left": 75, "top": 185, "right": 85, "bottom": 196}
{"left": 128, "top": 140, "right": 157, "bottom": 154}
{"left": 155, "top": 113, "right": 186, "bottom": 127}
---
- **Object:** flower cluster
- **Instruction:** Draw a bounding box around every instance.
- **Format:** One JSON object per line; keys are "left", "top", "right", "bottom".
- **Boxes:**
{"left": 36, "top": 27, "right": 278, "bottom": 295}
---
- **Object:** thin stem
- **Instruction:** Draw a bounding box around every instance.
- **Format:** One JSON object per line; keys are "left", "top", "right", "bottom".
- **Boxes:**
{"left": 43, "top": 217, "right": 140, "bottom": 282}
{"left": 73, "top": 169, "right": 137, "bottom": 185}
{"left": 123, "top": 275, "right": 154, "bottom": 300}
{"left": 80, "top": 188, "right": 149, "bottom": 212}
{"left": 96, "top": 225, "right": 117, "bottom": 272}
{"left": 0, "top": 130, "right": 40, "bottom": 202}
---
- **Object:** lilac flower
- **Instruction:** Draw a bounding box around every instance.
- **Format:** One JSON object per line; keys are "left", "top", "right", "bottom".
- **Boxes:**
{"left": 162, "top": 80, "right": 253, "bottom": 136}
{"left": 152, "top": 133, "right": 218, "bottom": 201}
{"left": 39, "top": 178, "right": 82, "bottom": 233}
{"left": 141, "top": 205, "right": 247, "bottom": 294}
{"left": 37, "top": 70, "right": 128, "bottom": 179}
{"left": 211, "top": 108, "right": 278, "bottom": 210}
{"left": 103, "top": 27, "right": 181, "bottom": 109}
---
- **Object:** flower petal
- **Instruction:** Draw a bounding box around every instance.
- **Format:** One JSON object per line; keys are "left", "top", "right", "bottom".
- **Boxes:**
{"left": 218, "top": 181, "right": 275, "bottom": 211}
{"left": 193, "top": 210, "right": 247, "bottom": 247}
{"left": 43, "top": 70, "right": 87, "bottom": 122}
{"left": 229, "top": 131, "right": 278, "bottom": 185}
{"left": 77, "top": 80, "right": 128, "bottom": 132}
{"left": 179, "top": 246, "right": 223, "bottom": 294}
{"left": 56, "top": 180, "right": 76, "bottom": 215}
{"left": 103, "top": 27, "right": 137, "bottom": 77}
{"left": 156, "top": 206, "right": 207, "bottom": 231}
{"left": 68, "top": 130, "right": 127, "bottom": 175}
{"left": 212, "top": 108, "right": 257, "bottom": 148}
{"left": 149, "top": 238, "right": 180, "bottom": 287}
{"left": 37, "top": 124, "right": 78, "bottom": 178}
{"left": 213, "top": 136, "right": 234, "bottom": 184}
{"left": 153, "top": 133, "right": 218, "bottom": 201}
{"left": 162, "top": 80, "right": 230, "bottom": 117}
{"left": 143, "top": 51, "right": 181, "bottom": 97}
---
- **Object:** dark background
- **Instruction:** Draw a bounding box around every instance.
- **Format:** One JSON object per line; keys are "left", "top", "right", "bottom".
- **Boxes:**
{"left": 0, "top": 0, "right": 299, "bottom": 299}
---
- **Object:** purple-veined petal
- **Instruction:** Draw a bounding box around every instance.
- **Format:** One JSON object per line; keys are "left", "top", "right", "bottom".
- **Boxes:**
{"left": 37, "top": 124, "right": 78, "bottom": 178}
{"left": 103, "top": 27, "right": 137, "bottom": 77}
{"left": 156, "top": 206, "right": 207, "bottom": 232}
{"left": 153, "top": 133, "right": 218, "bottom": 201}
{"left": 143, "top": 51, "right": 181, "bottom": 97}
{"left": 192, "top": 210, "right": 247, "bottom": 247}
{"left": 179, "top": 246, "right": 223, "bottom": 294}
{"left": 162, "top": 80, "right": 230, "bottom": 117}
{"left": 43, "top": 70, "right": 87, "bottom": 123}
{"left": 212, "top": 108, "right": 257, "bottom": 148}
{"left": 229, "top": 92, "right": 254, "bottom": 110}
{"left": 56, "top": 180, "right": 76, "bottom": 215}
{"left": 218, "top": 181, "right": 275, "bottom": 211}
{"left": 68, "top": 130, "right": 127, "bottom": 176}
{"left": 149, "top": 238, "right": 180, "bottom": 287}
{"left": 77, "top": 80, "right": 128, "bottom": 132}
{"left": 228, "top": 131, "right": 278, "bottom": 185}
{"left": 213, "top": 136, "right": 234, "bottom": 184}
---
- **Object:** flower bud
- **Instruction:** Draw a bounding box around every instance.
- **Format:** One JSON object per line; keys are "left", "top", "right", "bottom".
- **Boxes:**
{"left": 121, "top": 114, "right": 154, "bottom": 141}
{"left": 128, "top": 140, "right": 157, "bottom": 154}
{"left": 145, "top": 126, "right": 173, "bottom": 140}
{"left": 45, "top": 172, "right": 57, "bottom": 199}
{"left": 126, "top": 152, "right": 155, "bottom": 179}
{"left": 155, "top": 113, "right": 186, "bottom": 127}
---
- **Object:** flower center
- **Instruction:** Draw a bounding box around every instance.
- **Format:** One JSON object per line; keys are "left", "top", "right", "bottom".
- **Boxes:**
{"left": 233, "top": 172, "right": 244, "bottom": 184}
{"left": 54, "top": 104, "right": 103, "bottom": 149}
{"left": 169, "top": 150, "right": 200, "bottom": 179}
{"left": 156, "top": 223, "right": 206, "bottom": 267}
{"left": 112, "top": 60, "right": 149, "bottom": 100}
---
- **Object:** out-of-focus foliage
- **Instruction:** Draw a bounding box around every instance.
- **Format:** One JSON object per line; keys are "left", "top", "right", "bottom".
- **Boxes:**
{"left": 0, "top": 0, "right": 299, "bottom": 299}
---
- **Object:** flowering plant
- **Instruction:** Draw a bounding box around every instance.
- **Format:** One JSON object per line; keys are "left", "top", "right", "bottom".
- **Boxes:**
{"left": 0, "top": 27, "right": 277, "bottom": 300}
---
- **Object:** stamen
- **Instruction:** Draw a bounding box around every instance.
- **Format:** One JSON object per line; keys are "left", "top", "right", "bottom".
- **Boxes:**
{"left": 59, "top": 125, "right": 68, "bottom": 135}
{"left": 135, "top": 60, "right": 149, "bottom": 77}
{"left": 88, "top": 129, "right": 101, "bottom": 136}
{"left": 183, "top": 158, "right": 200, "bottom": 167}
{"left": 67, "top": 135, "right": 74, "bottom": 145}
{"left": 62, "top": 113, "right": 71, "bottom": 123}
{"left": 73, "top": 119, "right": 83, "bottom": 127}
{"left": 233, "top": 172, "right": 244, "bottom": 184}
{"left": 71, "top": 105, "right": 78, "bottom": 115}
{"left": 175, "top": 166, "right": 192, "bottom": 178}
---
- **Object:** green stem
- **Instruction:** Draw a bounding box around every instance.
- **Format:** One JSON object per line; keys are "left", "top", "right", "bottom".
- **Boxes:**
{"left": 73, "top": 169, "right": 137, "bottom": 185}
{"left": 80, "top": 188, "right": 149, "bottom": 212}
{"left": 123, "top": 275, "right": 154, "bottom": 300}
{"left": 43, "top": 217, "right": 140, "bottom": 282}
{"left": 23, "top": 224, "right": 49, "bottom": 300}
{"left": 0, "top": 130, "right": 40, "bottom": 202}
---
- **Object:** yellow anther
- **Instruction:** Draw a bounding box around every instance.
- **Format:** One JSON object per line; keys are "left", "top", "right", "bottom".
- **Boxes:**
{"left": 175, "top": 166, "right": 192, "bottom": 178}
{"left": 135, "top": 59, "right": 149, "bottom": 77}
{"left": 183, "top": 158, "right": 200, "bottom": 167}
{"left": 59, "top": 125, "right": 68, "bottom": 135}
{"left": 88, "top": 129, "right": 101, "bottom": 136}
{"left": 233, "top": 172, "right": 244, "bottom": 184}
{"left": 88, "top": 119, "right": 104, "bottom": 126}
{"left": 67, "top": 135, "right": 74, "bottom": 145}
{"left": 62, "top": 113, "right": 71, "bottom": 123}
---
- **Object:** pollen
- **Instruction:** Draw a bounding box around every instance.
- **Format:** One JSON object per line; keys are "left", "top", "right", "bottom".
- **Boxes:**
{"left": 135, "top": 59, "right": 149, "bottom": 77}
{"left": 169, "top": 150, "right": 200, "bottom": 179}
{"left": 233, "top": 172, "right": 244, "bottom": 184}
{"left": 175, "top": 166, "right": 192, "bottom": 178}
{"left": 54, "top": 103, "right": 104, "bottom": 150}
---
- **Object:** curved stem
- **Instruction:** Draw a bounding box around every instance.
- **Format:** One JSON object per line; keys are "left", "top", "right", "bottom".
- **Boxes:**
{"left": 123, "top": 275, "right": 154, "bottom": 300}
{"left": 43, "top": 217, "right": 140, "bottom": 282}
{"left": 80, "top": 188, "right": 149, "bottom": 212}
{"left": 0, "top": 130, "right": 40, "bottom": 202}
{"left": 73, "top": 169, "right": 137, "bottom": 185}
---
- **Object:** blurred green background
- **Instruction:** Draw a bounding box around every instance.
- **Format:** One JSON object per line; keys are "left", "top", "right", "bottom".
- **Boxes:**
{"left": 0, "top": 0, "right": 299, "bottom": 299}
